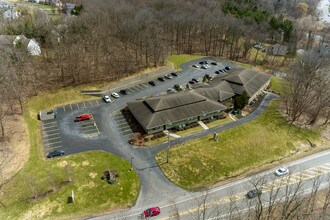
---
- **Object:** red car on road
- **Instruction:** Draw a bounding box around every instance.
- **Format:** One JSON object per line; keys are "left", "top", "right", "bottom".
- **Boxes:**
{"left": 75, "top": 114, "right": 92, "bottom": 122}
{"left": 143, "top": 207, "right": 161, "bottom": 217}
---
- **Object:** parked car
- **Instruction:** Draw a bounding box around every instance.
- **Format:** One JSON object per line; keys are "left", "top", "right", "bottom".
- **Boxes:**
{"left": 211, "top": 62, "right": 217, "bottom": 65}
{"left": 120, "top": 89, "right": 128, "bottom": 95}
{"left": 219, "top": 69, "right": 224, "bottom": 73}
{"left": 275, "top": 167, "right": 289, "bottom": 176}
{"left": 192, "top": 78, "right": 199, "bottom": 83}
{"left": 148, "top": 81, "right": 156, "bottom": 86}
{"left": 171, "top": 72, "right": 178, "bottom": 77}
{"left": 215, "top": 70, "right": 220, "bottom": 74}
{"left": 103, "top": 95, "right": 111, "bottom": 103}
{"left": 167, "top": 88, "right": 176, "bottom": 93}
{"left": 75, "top": 114, "right": 92, "bottom": 122}
{"left": 201, "top": 64, "right": 209, "bottom": 69}
{"left": 189, "top": 80, "right": 196, "bottom": 84}
{"left": 157, "top": 77, "right": 165, "bottom": 82}
{"left": 199, "top": 61, "right": 208, "bottom": 64}
{"left": 192, "top": 64, "right": 199, "bottom": 68}
{"left": 47, "top": 149, "right": 65, "bottom": 158}
{"left": 164, "top": 74, "right": 173, "bottom": 79}
{"left": 246, "top": 189, "right": 262, "bottom": 199}
{"left": 225, "top": 66, "right": 231, "bottom": 71}
{"left": 111, "top": 92, "right": 120, "bottom": 98}
{"left": 143, "top": 207, "right": 161, "bottom": 218}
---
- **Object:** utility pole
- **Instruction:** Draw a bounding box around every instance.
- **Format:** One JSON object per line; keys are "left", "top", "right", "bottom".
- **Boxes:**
{"left": 166, "top": 135, "right": 170, "bottom": 163}
{"left": 130, "top": 157, "right": 135, "bottom": 171}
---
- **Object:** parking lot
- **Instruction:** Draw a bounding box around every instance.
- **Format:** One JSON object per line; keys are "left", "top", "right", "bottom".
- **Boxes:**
{"left": 40, "top": 58, "right": 234, "bottom": 158}
{"left": 42, "top": 119, "right": 64, "bottom": 157}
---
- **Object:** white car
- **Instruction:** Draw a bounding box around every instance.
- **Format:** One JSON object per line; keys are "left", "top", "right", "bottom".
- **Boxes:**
{"left": 192, "top": 64, "right": 199, "bottom": 68}
{"left": 111, "top": 92, "right": 120, "bottom": 99}
{"left": 103, "top": 95, "right": 111, "bottom": 103}
{"left": 275, "top": 167, "right": 289, "bottom": 176}
{"left": 167, "top": 88, "right": 176, "bottom": 94}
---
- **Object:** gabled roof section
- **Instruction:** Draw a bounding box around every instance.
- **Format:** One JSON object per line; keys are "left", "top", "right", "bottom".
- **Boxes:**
{"left": 144, "top": 91, "right": 206, "bottom": 112}
{"left": 195, "top": 81, "right": 235, "bottom": 102}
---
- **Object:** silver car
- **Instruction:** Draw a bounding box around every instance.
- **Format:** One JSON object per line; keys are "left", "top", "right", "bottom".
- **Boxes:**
{"left": 275, "top": 167, "right": 289, "bottom": 176}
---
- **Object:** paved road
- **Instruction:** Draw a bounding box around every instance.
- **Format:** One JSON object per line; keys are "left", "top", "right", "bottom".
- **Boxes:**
{"left": 42, "top": 58, "right": 283, "bottom": 218}
{"left": 91, "top": 149, "right": 330, "bottom": 220}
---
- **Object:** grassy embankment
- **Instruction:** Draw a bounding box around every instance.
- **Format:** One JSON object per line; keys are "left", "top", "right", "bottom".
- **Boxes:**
{"left": 167, "top": 54, "right": 205, "bottom": 71}
{"left": 0, "top": 85, "right": 140, "bottom": 219}
{"left": 156, "top": 100, "right": 319, "bottom": 190}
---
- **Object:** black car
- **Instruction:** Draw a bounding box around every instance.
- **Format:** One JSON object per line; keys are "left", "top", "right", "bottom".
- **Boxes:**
{"left": 120, "top": 89, "right": 128, "bottom": 95}
{"left": 219, "top": 69, "right": 224, "bottom": 73}
{"left": 189, "top": 80, "right": 196, "bottom": 84}
{"left": 199, "top": 61, "right": 208, "bottom": 65}
{"left": 246, "top": 189, "right": 262, "bottom": 199}
{"left": 211, "top": 62, "right": 217, "bottom": 65}
{"left": 171, "top": 72, "right": 178, "bottom": 77}
{"left": 157, "top": 77, "right": 165, "bottom": 82}
{"left": 148, "top": 81, "right": 156, "bottom": 86}
{"left": 225, "top": 66, "right": 231, "bottom": 71}
{"left": 47, "top": 149, "right": 65, "bottom": 158}
{"left": 215, "top": 71, "right": 220, "bottom": 74}
{"left": 192, "top": 78, "right": 199, "bottom": 83}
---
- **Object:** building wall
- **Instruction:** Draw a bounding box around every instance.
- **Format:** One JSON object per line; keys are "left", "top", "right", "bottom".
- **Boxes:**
{"left": 248, "top": 80, "right": 270, "bottom": 103}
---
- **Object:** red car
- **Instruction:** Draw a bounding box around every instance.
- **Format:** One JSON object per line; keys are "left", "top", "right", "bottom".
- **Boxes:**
{"left": 75, "top": 114, "right": 92, "bottom": 122}
{"left": 143, "top": 207, "right": 161, "bottom": 217}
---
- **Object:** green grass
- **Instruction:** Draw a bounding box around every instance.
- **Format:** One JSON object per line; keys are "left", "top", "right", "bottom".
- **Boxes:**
{"left": 156, "top": 101, "right": 319, "bottom": 190}
{"left": 0, "top": 86, "right": 140, "bottom": 219}
{"left": 167, "top": 54, "right": 205, "bottom": 71}
{"left": 270, "top": 76, "right": 288, "bottom": 94}
{"left": 29, "top": 3, "right": 54, "bottom": 9}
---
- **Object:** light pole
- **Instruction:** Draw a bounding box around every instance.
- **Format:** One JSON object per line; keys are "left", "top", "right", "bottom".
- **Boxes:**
{"left": 166, "top": 135, "right": 170, "bottom": 163}
{"left": 130, "top": 157, "right": 135, "bottom": 171}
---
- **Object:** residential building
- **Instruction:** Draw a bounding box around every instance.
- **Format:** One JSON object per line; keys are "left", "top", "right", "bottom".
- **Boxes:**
{"left": 0, "top": 35, "right": 41, "bottom": 55}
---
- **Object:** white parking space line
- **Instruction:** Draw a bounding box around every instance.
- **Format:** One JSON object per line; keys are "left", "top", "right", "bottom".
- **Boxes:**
{"left": 44, "top": 132, "right": 60, "bottom": 137}
{"left": 141, "top": 83, "right": 148, "bottom": 88}
{"left": 136, "top": 84, "right": 145, "bottom": 89}
{"left": 46, "top": 140, "right": 62, "bottom": 146}
{"left": 46, "top": 136, "right": 61, "bottom": 141}
{"left": 43, "top": 121, "right": 57, "bottom": 125}
{"left": 70, "top": 104, "right": 73, "bottom": 110}
{"left": 63, "top": 105, "right": 66, "bottom": 112}
{"left": 76, "top": 103, "right": 79, "bottom": 109}
{"left": 83, "top": 128, "right": 98, "bottom": 133}
{"left": 46, "top": 145, "right": 63, "bottom": 150}
{"left": 44, "top": 128, "right": 59, "bottom": 132}
{"left": 43, "top": 124, "right": 58, "bottom": 129}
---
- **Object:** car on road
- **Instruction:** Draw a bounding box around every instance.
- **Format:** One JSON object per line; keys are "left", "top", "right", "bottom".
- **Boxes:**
{"left": 103, "top": 95, "right": 111, "bottom": 103}
{"left": 47, "top": 149, "right": 65, "bottom": 158}
{"left": 192, "top": 78, "right": 199, "bottom": 83}
{"left": 120, "top": 89, "right": 128, "bottom": 95}
{"left": 148, "top": 81, "right": 156, "bottom": 86}
{"left": 75, "top": 114, "right": 92, "bottom": 122}
{"left": 246, "top": 189, "right": 262, "bottom": 199}
{"left": 157, "top": 77, "right": 165, "bottom": 82}
{"left": 225, "top": 66, "right": 231, "bottom": 71}
{"left": 171, "top": 72, "right": 178, "bottom": 77}
{"left": 192, "top": 64, "right": 199, "bottom": 68}
{"left": 275, "top": 167, "right": 289, "bottom": 176}
{"left": 143, "top": 207, "right": 161, "bottom": 218}
{"left": 111, "top": 92, "right": 120, "bottom": 99}
{"left": 164, "top": 74, "right": 173, "bottom": 79}
{"left": 211, "top": 62, "right": 217, "bottom": 65}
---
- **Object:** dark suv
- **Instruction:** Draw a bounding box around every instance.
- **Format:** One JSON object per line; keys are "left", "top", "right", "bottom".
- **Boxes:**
{"left": 47, "top": 150, "right": 65, "bottom": 158}
{"left": 148, "top": 81, "right": 156, "bottom": 86}
{"left": 246, "top": 189, "right": 262, "bottom": 199}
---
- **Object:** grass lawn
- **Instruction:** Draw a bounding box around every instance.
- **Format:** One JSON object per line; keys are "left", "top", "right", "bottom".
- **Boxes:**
{"left": 0, "top": 86, "right": 140, "bottom": 219}
{"left": 156, "top": 101, "right": 319, "bottom": 190}
{"left": 270, "top": 76, "right": 288, "bottom": 94}
{"left": 167, "top": 54, "right": 205, "bottom": 71}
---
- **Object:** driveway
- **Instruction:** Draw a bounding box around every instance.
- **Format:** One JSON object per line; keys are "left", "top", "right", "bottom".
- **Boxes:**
{"left": 41, "top": 58, "right": 278, "bottom": 211}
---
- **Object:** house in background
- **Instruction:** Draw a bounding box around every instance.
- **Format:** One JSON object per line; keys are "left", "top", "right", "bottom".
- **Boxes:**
{"left": 0, "top": 35, "right": 41, "bottom": 56}
{"left": 3, "top": 7, "right": 20, "bottom": 21}
{"left": 265, "top": 44, "right": 288, "bottom": 56}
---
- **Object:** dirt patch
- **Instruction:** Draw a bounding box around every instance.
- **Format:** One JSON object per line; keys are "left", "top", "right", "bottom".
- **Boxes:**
{"left": 82, "top": 160, "right": 89, "bottom": 166}
{"left": 57, "top": 160, "right": 68, "bottom": 168}
{"left": 0, "top": 115, "right": 29, "bottom": 185}
{"left": 89, "top": 172, "right": 97, "bottom": 178}
{"left": 21, "top": 200, "right": 59, "bottom": 220}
